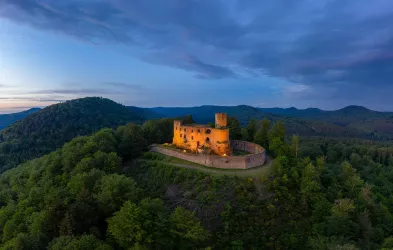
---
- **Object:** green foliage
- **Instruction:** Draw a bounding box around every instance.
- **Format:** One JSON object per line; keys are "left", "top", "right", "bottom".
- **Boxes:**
{"left": 169, "top": 207, "right": 209, "bottom": 242}
{"left": 228, "top": 117, "right": 242, "bottom": 140}
{"left": 240, "top": 127, "right": 249, "bottom": 141}
{"left": 291, "top": 135, "right": 300, "bottom": 158}
{"left": 94, "top": 174, "right": 139, "bottom": 214}
{"left": 0, "top": 126, "right": 147, "bottom": 249}
{"left": 269, "top": 137, "right": 289, "bottom": 157}
{"left": 107, "top": 200, "right": 149, "bottom": 248}
{"left": 2, "top": 111, "right": 393, "bottom": 249}
{"left": 268, "top": 121, "right": 286, "bottom": 142}
{"left": 0, "top": 97, "right": 142, "bottom": 173}
{"left": 247, "top": 118, "right": 256, "bottom": 140}
{"left": 116, "top": 123, "right": 147, "bottom": 162}
{"left": 254, "top": 118, "right": 270, "bottom": 148}
{"left": 47, "top": 234, "right": 112, "bottom": 250}
{"left": 141, "top": 118, "right": 174, "bottom": 144}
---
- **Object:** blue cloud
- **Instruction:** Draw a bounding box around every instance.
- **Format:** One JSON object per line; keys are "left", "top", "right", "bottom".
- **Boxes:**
{"left": 1, "top": 0, "right": 393, "bottom": 92}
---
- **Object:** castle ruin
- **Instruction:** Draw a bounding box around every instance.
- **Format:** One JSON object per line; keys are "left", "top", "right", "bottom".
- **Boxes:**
{"left": 172, "top": 113, "right": 232, "bottom": 156}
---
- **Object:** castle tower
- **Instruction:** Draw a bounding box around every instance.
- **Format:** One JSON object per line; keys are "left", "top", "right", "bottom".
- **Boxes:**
{"left": 215, "top": 113, "right": 227, "bottom": 128}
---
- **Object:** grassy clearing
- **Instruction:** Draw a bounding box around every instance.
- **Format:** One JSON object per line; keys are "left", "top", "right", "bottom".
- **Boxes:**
{"left": 232, "top": 149, "right": 250, "bottom": 156}
{"left": 140, "top": 152, "right": 273, "bottom": 178}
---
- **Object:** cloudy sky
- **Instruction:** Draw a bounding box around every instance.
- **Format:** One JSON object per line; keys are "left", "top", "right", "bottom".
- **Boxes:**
{"left": 0, "top": 0, "right": 392, "bottom": 113}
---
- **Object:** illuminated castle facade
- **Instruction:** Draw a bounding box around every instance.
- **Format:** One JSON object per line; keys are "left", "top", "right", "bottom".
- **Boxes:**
{"left": 172, "top": 113, "right": 232, "bottom": 156}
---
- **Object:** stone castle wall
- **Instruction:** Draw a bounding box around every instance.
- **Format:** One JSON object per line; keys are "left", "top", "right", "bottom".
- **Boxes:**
{"left": 151, "top": 140, "right": 266, "bottom": 170}
{"left": 172, "top": 121, "right": 231, "bottom": 156}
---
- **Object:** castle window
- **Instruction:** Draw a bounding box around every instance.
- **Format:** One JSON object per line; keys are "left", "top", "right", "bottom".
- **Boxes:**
{"left": 197, "top": 129, "right": 200, "bottom": 133}
{"left": 184, "top": 129, "right": 187, "bottom": 132}
{"left": 191, "top": 136, "right": 194, "bottom": 140}
{"left": 175, "top": 127, "right": 177, "bottom": 130}
{"left": 206, "top": 129, "right": 211, "bottom": 134}
{"left": 197, "top": 141, "right": 200, "bottom": 147}
{"left": 184, "top": 134, "right": 187, "bottom": 139}
{"left": 180, "top": 134, "right": 182, "bottom": 138}
{"left": 205, "top": 137, "right": 210, "bottom": 143}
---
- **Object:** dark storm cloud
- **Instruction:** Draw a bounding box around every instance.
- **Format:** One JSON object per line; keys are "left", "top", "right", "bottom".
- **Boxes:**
{"left": 1, "top": 0, "right": 393, "bottom": 93}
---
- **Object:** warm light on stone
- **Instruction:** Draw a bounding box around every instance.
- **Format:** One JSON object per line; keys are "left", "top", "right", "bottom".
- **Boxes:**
{"left": 172, "top": 113, "right": 231, "bottom": 156}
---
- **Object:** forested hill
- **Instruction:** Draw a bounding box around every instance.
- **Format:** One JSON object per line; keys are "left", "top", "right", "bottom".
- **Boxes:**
{"left": 0, "top": 108, "right": 40, "bottom": 130}
{"left": 133, "top": 105, "right": 393, "bottom": 140}
{"left": 2, "top": 117, "right": 393, "bottom": 248}
{"left": 260, "top": 105, "right": 393, "bottom": 126}
{"left": 0, "top": 97, "right": 142, "bottom": 173}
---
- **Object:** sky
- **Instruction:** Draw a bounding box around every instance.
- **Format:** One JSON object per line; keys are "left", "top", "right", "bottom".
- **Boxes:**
{"left": 0, "top": 0, "right": 393, "bottom": 114}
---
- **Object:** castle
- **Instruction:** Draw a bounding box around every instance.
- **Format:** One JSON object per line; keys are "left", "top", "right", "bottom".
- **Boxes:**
{"left": 172, "top": 113, "right": 232, "bottom": 156}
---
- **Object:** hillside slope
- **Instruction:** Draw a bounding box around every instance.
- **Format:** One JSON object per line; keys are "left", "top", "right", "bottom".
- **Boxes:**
{"left": 0, "top": 108, "right": 40, "bottom": 130}
{"left": 0, "top": 97, "right": 142, "bottom": 172}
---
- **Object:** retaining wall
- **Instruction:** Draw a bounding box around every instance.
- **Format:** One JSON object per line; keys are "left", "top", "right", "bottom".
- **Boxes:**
{"left": 151, "top": 140, "right": 266, "bottom": 169}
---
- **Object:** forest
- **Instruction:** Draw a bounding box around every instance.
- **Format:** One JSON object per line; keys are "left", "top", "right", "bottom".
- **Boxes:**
{"left": 0, "top": 98, "right": 143, "bottom": 173}
{"left": 1, "top": 99, "right": 393, "bottom": 249}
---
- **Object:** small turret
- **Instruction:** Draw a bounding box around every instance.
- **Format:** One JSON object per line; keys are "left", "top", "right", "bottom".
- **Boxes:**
{"left": 215, "top": 113, "right": 227, "bottom": 128}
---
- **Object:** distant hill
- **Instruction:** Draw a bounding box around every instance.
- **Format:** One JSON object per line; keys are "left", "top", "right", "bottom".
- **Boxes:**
{"left": 0, "top": 97, "right": 142, "bottom": 172}
{"left": 133, "top": 105, "right": 358, "bottom": 138}
{"left": 260, "top": 105, "right": 389, "bottom": 126}
{"left": 259, "top": 105, "right": 393, "bottom": 139}
{"left": 134, "top": 105, "right": 393, "bottom": 141}
{"left": 0, "top": 108, "right": 40, "bottom": 130}
{"left": 128, "top": 106, "right": 162, "bottom": 120}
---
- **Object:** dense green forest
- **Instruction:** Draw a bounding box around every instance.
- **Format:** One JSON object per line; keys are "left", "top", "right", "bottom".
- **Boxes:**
{"left": 0, "top": 98, "right": 143, "bottom": 173}
{"left": 1, "top": 112, "right": 393, "bottom": 249}
{"left": 2, "top": 98, "right": 393, "bottom": 249}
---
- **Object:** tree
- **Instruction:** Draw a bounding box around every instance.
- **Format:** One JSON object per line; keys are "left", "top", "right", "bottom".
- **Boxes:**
{"left": 269, "top": 137, "right": 288, "bottom": 157}
{"left": 247, "top": 119, "right": 256, "bottom": 140}
{"left": 300, "top": 162, "right": 323, "bottom": 204}
{"left": 48, "top": 234, "right": 112, "bottom": 250}
{"left": 59, "top": 212, "right": 73, "bottom": 236}
{"left": 331, "top": 199, "right": 355, "bottom": 217}
{"left": 116, "top": 123, "right": 147, "bottom": 162}
{"left": 107, "top": 199, "right": 169, "bottom": 249}
{"left": 291, "top": 135, "right": 300, "bottom": 158}
{"left": 94, "top": 174, "right": 138, "bottom": 214}
{"left": 170, "top": 207, "right": 209, "bottom": 244}
{"left": 107, "top": 201, "right": 145, "bottom": 248}
{"left": 382, "top": 236, "right": 393, "bottom": 249}
{"left": 228, "top": 117, "right": 242, "bottom": 140}
{"left": 241, "top": 128, "right": 249, "bottom": 141}
{"left": 268, "top": 121, "right": 286, "bottom": 142}
{"left": 181, "top": 115, "right": 195, "bottom": 125}
{"left": 254, "top": 118, "right": 271, "bottom": 148}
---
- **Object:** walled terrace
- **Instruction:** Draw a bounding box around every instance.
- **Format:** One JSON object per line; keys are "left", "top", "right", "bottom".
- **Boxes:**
{"left": 150, "top": 140, "right": 266, "bottom": 170}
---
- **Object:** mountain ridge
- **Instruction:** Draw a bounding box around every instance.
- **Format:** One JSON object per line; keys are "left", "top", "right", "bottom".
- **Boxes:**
{"left": 128, "top": 104, "right": 393, "bottom": 141}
